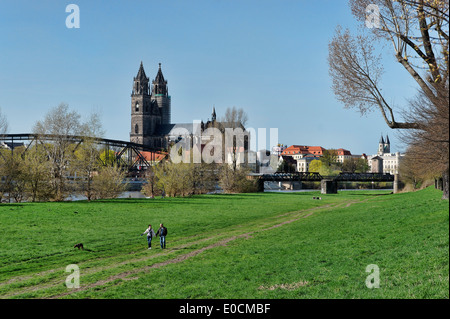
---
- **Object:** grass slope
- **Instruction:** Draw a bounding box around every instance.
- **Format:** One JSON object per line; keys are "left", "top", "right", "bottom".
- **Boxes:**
{"left": 0, "top": 188, "right": 448, "bottom": 299}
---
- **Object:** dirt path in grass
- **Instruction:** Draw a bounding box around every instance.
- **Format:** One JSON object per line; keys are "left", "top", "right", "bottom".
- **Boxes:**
{"left": 46, "top": 202, "right": 347, "bottom": 299}
{"left": 2, "top": 196, "right": 376, "bottom": 299}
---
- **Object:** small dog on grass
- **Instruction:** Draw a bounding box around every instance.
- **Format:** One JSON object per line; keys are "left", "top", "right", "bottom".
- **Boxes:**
{"left": 73, "top": 243, "right": 84, "bottom": 250}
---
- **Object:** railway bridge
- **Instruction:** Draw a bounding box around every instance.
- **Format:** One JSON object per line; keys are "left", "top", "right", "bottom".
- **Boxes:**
{"left": 253, "top": 172, "right": 395, "bottom": 193}
{"left": 0, "top": 133, "right": 162, "bottom": 173}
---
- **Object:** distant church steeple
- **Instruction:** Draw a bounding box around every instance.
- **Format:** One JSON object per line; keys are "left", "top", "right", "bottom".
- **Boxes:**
{"left": 211, "top": 106, "right": 216, "bottom": 122}
{"left": 384, "top": 134, "right": 391, "bottom": 153}
{"left": 378, "top": 134, "right": 391, "bottom": 155}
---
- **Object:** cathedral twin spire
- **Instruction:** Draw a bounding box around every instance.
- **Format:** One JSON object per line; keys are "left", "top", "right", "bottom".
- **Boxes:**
{"left": 133, "top": 62, "right": 167, "bottom": 96}
{"left": 379, "top": 134, "right": 390, "bottom": 144}
{"left": 378, "top": 134, "right": 391, "bottom": 155}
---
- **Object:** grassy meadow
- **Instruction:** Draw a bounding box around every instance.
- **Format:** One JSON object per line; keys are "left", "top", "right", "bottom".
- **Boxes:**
{"left": 0, "top": 187, "right": 448, "bottom": 299}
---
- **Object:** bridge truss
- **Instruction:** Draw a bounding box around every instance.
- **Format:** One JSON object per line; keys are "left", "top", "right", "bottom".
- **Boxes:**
{"left": 0, "top": 133, "right": 163, "bottom": 173}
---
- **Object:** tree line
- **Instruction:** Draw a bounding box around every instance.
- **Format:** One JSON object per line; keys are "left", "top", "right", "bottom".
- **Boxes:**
{"left": 0, "top": 104, "right": 257, "bottom": 202}
{"left": 141, "top": 162, "right": 257, "bottom": 198}
{"left": 0, "top": 104, "right": 126, "bottom": 203}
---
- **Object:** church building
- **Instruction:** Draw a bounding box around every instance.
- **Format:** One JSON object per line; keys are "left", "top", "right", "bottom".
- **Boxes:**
{"left": 130, "top": 62, "right": 172, "bottom": 148}
{"left": 369, "top": 135, "right": 403, "bottom": 174}
{"left": 129, "top": 62, "right": 250, "bottom": 165}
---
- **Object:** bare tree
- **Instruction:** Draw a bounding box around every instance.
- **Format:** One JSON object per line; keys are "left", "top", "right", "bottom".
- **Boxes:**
{"left": 348, "top": 0, "right": 448, "bottom": 99}
{"left": 220, "top": 106, "right": 249, "bottom": 129}
{"left": 219, "top": 106, "right": 250, "bottom": 171}
{"left": 0, "top": 147, "right": 25, "bottom": 203}
{"left": 91, "top": 164, "right": 127, "bottom": 199}
{"left": 401, "top": 81, "right": 449, "bottom": 197}
{"left": 142, "top": 166, "right": 159, "bottom": 198}
{"left": 32, "top": 104, "right": 106, "bottom": 201}
{"left": 328, "top": 0, "right": 449, "bottom": 198}
{"left": 73, "top": 112, "right": 105, "bottom": 201}
{"left": 329, "top": 27, "right": 419, "bottom": 129}
{"left": 22, "top": 144, "right": 53, "bottom": 202}
{"left": 219, "top": 164, "right": 257, "bottom": 193}
{"left": 399, "top": 143, "right": 439, "bottom": 190}
{"left": 33, "top": 103, "right": 82, "bottom": 201}
{"left": 159, "top": 161, "right": 196, "bottom": 197}
{"left": 0, "top": 107, "right": 8, "bottom": 135}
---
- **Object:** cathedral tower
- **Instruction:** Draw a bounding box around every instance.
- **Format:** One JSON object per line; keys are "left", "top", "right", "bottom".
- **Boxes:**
{"left": 152, "top": 63, "right": 171, "bottom": 125}
{"left": 130, "top": 62, "right": 161, "bottom": 146}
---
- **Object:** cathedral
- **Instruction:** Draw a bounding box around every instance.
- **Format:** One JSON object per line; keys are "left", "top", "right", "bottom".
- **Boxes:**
{"left": 129, "top": 62, "right": 172, "bottom": 148}
{"left": 129, "top": 62, "right": 249, "bottom": 159}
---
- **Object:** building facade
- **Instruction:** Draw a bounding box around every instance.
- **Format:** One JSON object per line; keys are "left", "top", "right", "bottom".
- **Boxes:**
{"left": 129, "top": 62, "right": 251, "bottom": 167}
{"left": 280, "top": 145, "right": 366, "bottom": 173}
{"left": 368, "top": 135, "right": 403, "bottom": 174}
{"left": 130, "top": 62, "right": 171, "bottom": 148}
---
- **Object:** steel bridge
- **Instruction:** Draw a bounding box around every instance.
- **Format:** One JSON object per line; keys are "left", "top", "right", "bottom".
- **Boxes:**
{"left": 257, "top": 172, "right": 394, "bottom": 182}
{"left": 1, "top": 134, "right": 396, "bottom": 183}
{"left": 0, "top": 133, "right": 163, "bottom": 172}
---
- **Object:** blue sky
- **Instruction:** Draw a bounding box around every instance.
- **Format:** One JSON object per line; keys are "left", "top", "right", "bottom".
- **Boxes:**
{"left": 0, "top": 0, "right": 419, "bottom": 155}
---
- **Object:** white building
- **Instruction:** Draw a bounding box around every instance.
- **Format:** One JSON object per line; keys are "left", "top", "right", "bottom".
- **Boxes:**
{"left": 295, "top": 154, "right": 321, "bottom": 172}
{"left": 368, "top": 135, "right": 403, "bottom": 174}
{"left": 335, "top": 148, "right": 367, "bottom": 164}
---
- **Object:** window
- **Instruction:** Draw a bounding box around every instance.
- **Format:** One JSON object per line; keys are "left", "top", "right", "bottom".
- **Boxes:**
{"left": 135, "top": 102, "right": 140, "bottom": 112}
{"left": 135, "top": 124, "right": 139, "bottom": 134}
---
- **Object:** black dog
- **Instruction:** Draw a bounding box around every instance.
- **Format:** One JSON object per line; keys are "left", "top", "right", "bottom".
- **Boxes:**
{"left": 74, "top": 243, "right": 84, "bottom": 250}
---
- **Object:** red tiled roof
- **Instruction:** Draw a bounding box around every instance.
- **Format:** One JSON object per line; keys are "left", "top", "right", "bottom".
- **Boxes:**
{"left": 336, "top": 148, "right": 352, "bottom": 155}
{"left": 281, "top": 145, "right": 326, "bottom": 156}
{"left": 136, "top": 151, "right": 167, "bottom": 162}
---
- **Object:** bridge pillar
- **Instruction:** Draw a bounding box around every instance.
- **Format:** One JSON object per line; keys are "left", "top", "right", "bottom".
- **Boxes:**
{"left": 393, "top": 174, "right": 399, "bottom": 193}
{"left": 257, "top": 178, "right": 265, "bottom": 192}
{"left": 321, "top": 179, "right": 337, "bottom": 194}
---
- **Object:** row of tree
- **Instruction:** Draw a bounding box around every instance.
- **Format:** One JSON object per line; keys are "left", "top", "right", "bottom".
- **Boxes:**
{"left": 0, "top": 146, "right": 126, "bottom": 203}
{"left": 1, "top": 104, "right": 256, "bottom": 202}
{"left": 141, "top": 161, "right": 257, "bottom": 198}
{"left": 0, "top": 104, "right": 126, "bottom": 203}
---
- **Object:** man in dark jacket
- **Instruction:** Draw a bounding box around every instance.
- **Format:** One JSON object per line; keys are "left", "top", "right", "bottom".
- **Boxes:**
{"left": 156, "top": 223, "right": 168, "bottom": 249}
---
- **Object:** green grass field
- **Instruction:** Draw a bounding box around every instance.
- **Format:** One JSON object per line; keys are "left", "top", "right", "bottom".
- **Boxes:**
{"left": 0, "top": 187, "right": 448, "bottom": 299}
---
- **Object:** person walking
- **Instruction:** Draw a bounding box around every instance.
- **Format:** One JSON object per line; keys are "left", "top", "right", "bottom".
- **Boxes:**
{"left": 155, "top": 223, "right": 168, "bottom": 249}
{"left": 141, "top": 224, "right": 156, "bottom": 250}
